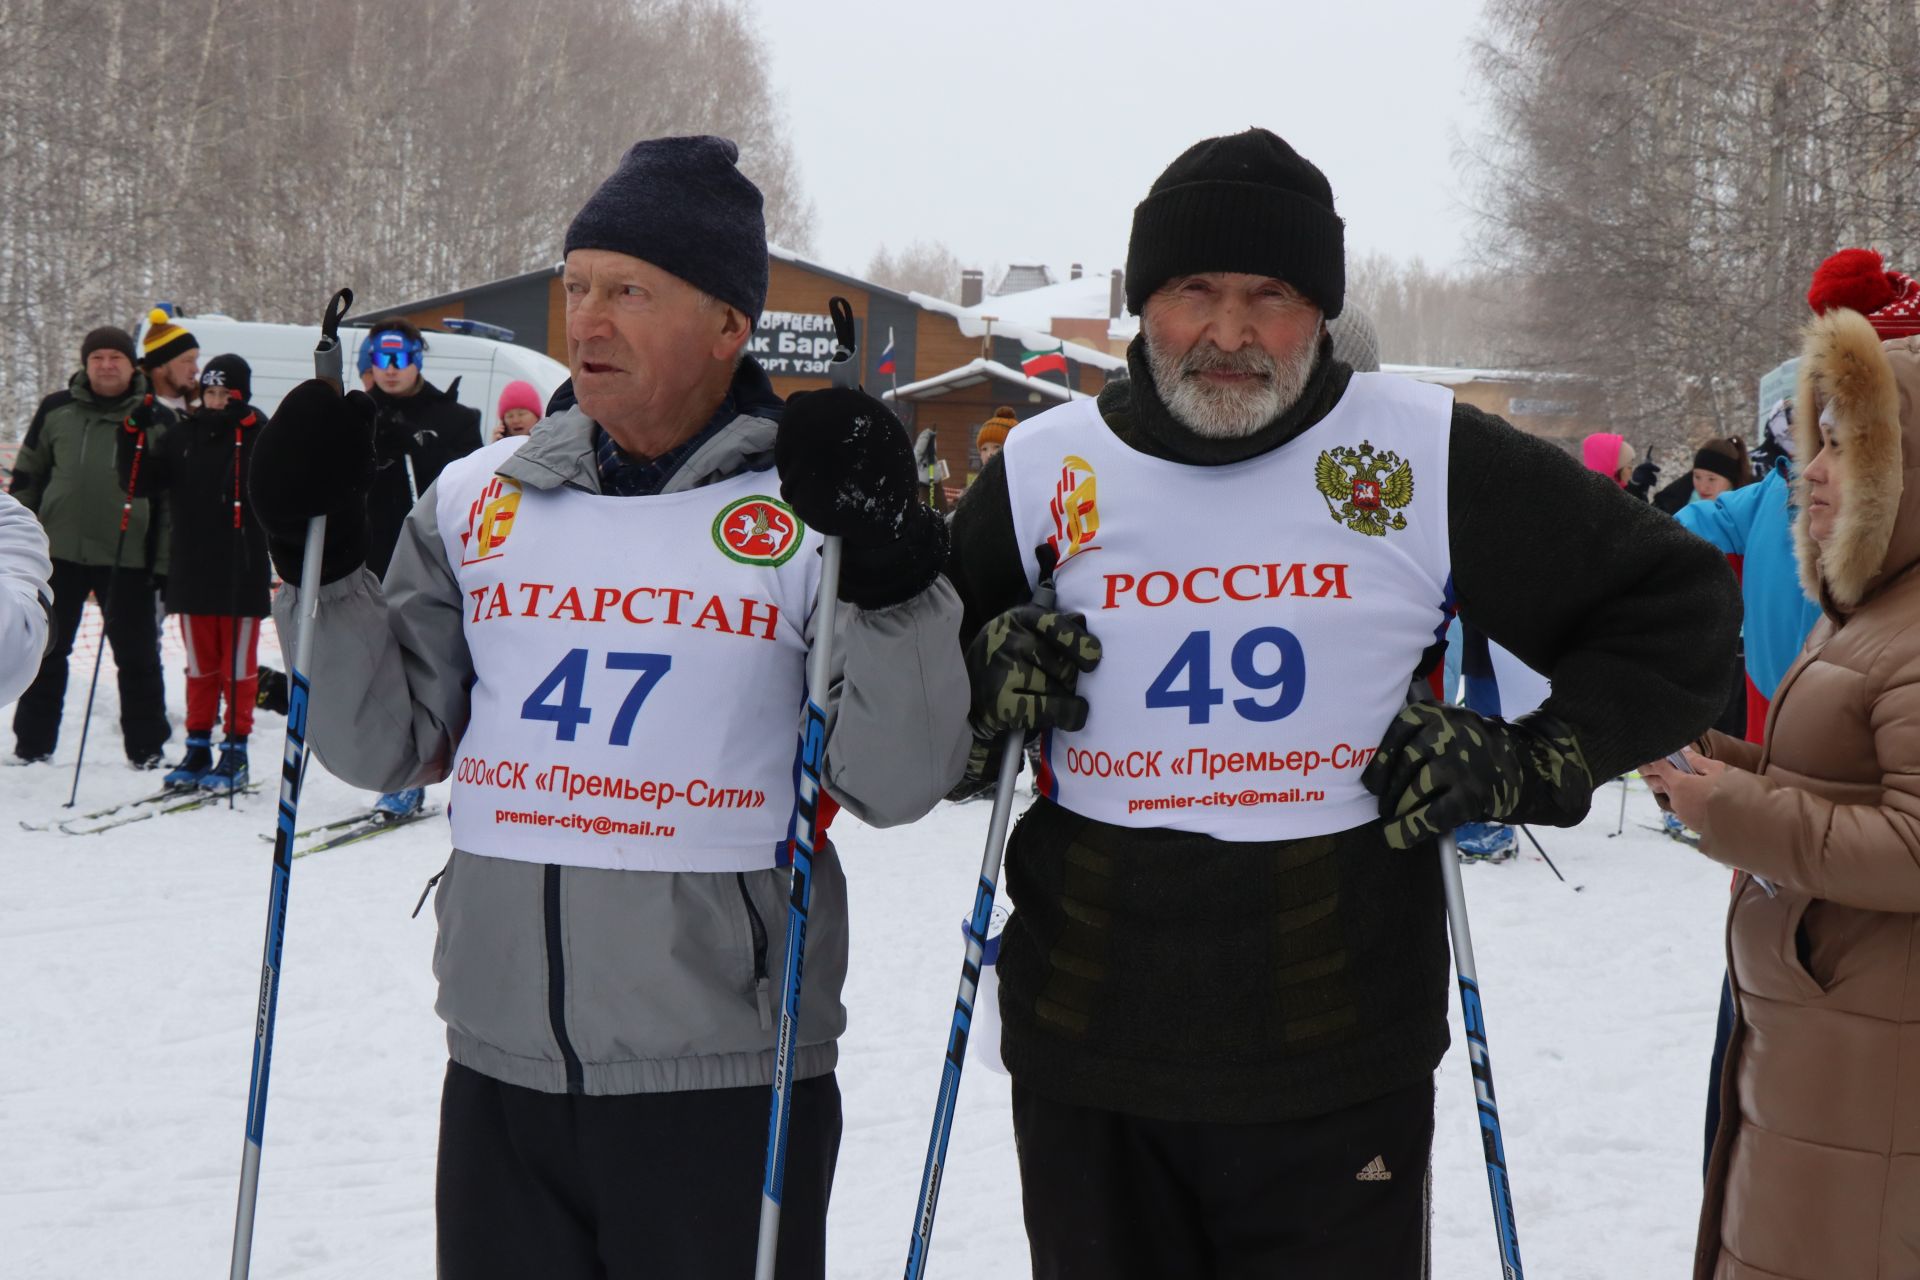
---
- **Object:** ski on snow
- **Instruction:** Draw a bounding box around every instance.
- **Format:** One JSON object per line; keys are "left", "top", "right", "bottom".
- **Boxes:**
{"left": 256, "top": 806, "right": 444, "bottom": 858}
{"left": 21, "top": 784, "right": 261, "bottom": 835}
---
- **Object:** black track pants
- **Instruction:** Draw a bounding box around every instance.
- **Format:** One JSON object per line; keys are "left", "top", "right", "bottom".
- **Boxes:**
{"left": 1012, "top": 1077, "right": 1434, "bottom": 1279}
{"left": 436, "top": 1060, "right": 841, "bottom": 1280}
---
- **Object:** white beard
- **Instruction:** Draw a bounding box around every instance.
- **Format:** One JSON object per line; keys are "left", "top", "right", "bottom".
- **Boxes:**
{"left": 1146, "top": 332, "right": 1319, "bottom": 439}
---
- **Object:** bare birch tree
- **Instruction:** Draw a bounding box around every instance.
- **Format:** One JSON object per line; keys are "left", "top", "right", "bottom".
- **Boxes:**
{"left": 0, "top": 0, "right": 812, "bottom": 438}
{"left": 1470, "top": 0, "right": 1920, "bottom": 452}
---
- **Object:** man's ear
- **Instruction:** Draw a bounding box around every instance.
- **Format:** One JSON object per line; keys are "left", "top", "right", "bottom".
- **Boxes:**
{"left": 711, "top": 304, "right": 753, "bottom": 363}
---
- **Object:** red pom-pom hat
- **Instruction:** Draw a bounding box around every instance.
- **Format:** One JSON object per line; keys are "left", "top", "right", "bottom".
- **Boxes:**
{"left": 1807, "top": 248, "right": 1920, "bottom": 339}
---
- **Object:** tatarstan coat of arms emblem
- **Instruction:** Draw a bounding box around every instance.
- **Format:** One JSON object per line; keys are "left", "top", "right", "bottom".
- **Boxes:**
{"left": 1314, "top": 441, "right": 1414, "bottom": 537}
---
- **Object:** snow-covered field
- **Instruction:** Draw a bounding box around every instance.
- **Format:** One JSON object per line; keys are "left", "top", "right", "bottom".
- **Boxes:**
{"left": 2, "top": 615, "right": 1730, "bottom": 1277}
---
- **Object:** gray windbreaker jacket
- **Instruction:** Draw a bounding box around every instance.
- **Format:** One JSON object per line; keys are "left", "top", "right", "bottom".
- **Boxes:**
{"left": 277, "top": 404, "right": 970, "bottom": 1095}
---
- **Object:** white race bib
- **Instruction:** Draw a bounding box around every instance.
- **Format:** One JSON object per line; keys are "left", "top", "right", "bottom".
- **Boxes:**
{"left": 1001, "top": 374, "right": 1454, "bottom": 841}
{"left": 437, "top": 441, "right": 820, "bottom": 871}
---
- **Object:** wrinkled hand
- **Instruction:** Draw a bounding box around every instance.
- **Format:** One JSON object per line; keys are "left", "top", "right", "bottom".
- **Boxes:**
{"left": 1363, "top": 704, "right": 1592, "bottom": 851}
{"left": 1641, "top": 749, "right": 1727, "bottom": 834}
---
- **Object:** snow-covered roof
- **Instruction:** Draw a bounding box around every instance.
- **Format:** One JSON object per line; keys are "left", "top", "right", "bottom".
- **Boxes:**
{"left": 766, "top": 243, "right": 1129, "bottom": 370}
{"left": 1382, "top": 363, "right": 1582, "bottom": 386}
{"left": 880, "top": 358, "right": 1091, "bottom": 404}
{"left": 995, "top": 264, "right": 1055, "bottom": 295}
{"left": 908, "top": 291, "right": 1127, "bottom": 373}
{"left": 951, "top": 272, "right": 1118, "bottom": 328}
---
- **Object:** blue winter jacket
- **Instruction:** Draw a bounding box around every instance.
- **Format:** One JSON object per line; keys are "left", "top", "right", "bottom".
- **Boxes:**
{"left": 1674, "top": 458, "right": 1822, "bottom": 699}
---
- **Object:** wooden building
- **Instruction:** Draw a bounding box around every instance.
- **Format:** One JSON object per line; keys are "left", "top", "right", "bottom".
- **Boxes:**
{"left": 357, "top": 246, "right": 1123, "bottom": 492}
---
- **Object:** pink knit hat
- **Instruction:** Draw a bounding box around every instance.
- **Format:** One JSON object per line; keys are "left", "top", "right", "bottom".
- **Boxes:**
{"left": 1581, "top": 432, "right": 1631, "bottom": 485}
{"left": 497, "top": 380, "right": 543, "bottom": 422}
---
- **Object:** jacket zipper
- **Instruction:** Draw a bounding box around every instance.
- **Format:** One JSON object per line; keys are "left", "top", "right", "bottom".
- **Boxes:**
{"left": 736, "top": 872, "right": 773, "bottom": 1030}
{"left": 543, "top": 865, "right": 585, "bottom": 1094}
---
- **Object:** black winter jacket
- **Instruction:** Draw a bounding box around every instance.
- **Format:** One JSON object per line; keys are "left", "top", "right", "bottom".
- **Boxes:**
{"left": 364, "top": 379, "right": 482, "bottom": 578}
{"left": 123, "top": 403, "right": 272, "bottom": 617}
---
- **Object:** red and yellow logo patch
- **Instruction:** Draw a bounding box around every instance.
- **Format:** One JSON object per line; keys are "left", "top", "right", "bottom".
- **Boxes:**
{"left": 460, "top": 477, "right": 522, "bottom": 564}
{"left": 713, "top": 496, "right": 804, "bottom": 567}
{"left": 1047, "top": 454, "right": 1100, "bottom": 566}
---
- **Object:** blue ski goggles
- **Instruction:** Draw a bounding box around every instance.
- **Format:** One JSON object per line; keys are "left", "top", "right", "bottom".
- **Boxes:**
{"left": 368, "top": 333, "right": 423, "bottom": 370}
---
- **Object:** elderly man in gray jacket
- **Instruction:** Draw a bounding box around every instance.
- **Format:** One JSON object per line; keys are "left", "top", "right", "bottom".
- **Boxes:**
{"left": 250, "top": 136, "right": 969, "bottom": 1279}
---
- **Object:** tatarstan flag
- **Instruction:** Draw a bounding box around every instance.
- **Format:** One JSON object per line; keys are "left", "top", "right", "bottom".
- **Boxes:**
{"left": 1021, "top": 343, "right": 1068, "bottom": 378}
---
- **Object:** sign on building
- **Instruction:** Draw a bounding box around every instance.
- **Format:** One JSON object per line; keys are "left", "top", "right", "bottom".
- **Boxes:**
{"left": 750, "top": 311, "right": 845, "bottom": 376}
{"left": 1508, "top": 397, "right": 1580, "bottom": 417}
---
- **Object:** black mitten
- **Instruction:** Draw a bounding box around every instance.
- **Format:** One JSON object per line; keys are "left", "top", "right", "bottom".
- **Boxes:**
{"left": 776, "top": 387, "right": 949, "bottom": 609}
{"left": 249, "top": 379, "right": 377, "bottom": 585}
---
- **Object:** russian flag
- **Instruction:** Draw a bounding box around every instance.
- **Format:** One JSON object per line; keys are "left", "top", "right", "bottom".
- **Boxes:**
{"left": 877, "top": 336, "right": 896, "bottom": 377}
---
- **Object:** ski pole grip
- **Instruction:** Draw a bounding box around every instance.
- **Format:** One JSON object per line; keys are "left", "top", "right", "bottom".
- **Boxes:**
{"left": 827, "top": 296, "right": 857, "bottom": 389}
{"left": 1032, "top": 542, "right": 1059, "bottom": 609}
{"left": 314, "top": 287, "right": 355, "bottom": 391}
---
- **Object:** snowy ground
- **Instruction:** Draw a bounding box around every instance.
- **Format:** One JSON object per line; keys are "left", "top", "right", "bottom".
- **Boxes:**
{"left": 2, "top": 613, "right": 1731, "bottom": 1277}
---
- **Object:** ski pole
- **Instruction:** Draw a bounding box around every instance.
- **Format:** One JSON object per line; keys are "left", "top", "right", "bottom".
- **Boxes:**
{"left": 226, "top": 416, "right": 245, "bottom": 807}
{"left": 1439, "top": 831, "right": 1525, "bottom": 1280}
{"left": 66, "top": 406, "right": 149, "bottom": 807}
{"left": 230, "top": 286, "right": 352, "bottom": 1280}
{"left": 1612, "top": 774, "right": 1629, "bottom": 836}
{"left": 904, "top": 553, "right": 1056, "bottom": 1279}
{"left": 756, "top": 297, "right": 858, "bottom": 1280}
{"left": 1515, "top": 825, "right": 1570, "bottom": 886}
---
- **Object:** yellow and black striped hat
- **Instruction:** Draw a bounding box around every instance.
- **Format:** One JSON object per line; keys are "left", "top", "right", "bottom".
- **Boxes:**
{"left": 139, "top": 308, "right": 198, "bottom": 369}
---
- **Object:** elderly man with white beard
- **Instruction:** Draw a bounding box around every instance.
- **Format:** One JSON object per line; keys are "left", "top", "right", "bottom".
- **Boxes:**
{"left": 944, "top": 128, "right": 1740, "bottom": 1277}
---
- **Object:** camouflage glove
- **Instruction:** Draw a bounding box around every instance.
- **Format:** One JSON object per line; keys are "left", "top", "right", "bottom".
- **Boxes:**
{"left": 962, "top": 603, "right": 1102, "bottom": 781}
{"left": 1362, "top": 704, "right": 1592, "bottom": 851}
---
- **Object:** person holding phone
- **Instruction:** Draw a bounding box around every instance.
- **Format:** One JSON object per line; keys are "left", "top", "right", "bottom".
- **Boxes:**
{"left": 1642, "top": 285, "right": 1920, "bottom": 1279}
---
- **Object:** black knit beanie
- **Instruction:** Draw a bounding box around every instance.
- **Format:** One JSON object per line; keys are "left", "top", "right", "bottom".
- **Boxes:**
{"left": 1125, "top": 128, "right": 1345, "bottom": 319}
{"left": 200, "top": 353, "right": 252, "bottom": 401}
{"left": 564, "top": 135, "right": 768, "bottom": 320}
{"left": 1692, "top": 439, "right": 1746, "bottom": 485}
{"left": 80, "top": 326, "right": 136, "bottom": 363}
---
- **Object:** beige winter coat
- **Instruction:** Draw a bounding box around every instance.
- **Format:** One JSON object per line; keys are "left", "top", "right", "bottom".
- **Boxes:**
{"left": 1692, "top": 310, "right": 1920, "bottom": 1279}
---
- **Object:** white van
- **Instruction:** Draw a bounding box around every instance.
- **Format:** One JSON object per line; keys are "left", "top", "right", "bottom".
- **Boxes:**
{"left": 132, "top": 313, "right": 569, "bottom": 424}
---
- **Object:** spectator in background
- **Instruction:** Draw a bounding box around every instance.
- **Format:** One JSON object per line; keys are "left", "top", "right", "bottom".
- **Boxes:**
{"left": 139, "top": 310, "right": 200, "bottom": 416}
{"left": 1644, "top": 304, "right": 1920, "bottom": 1280}
{"left": 1691, "top": 436, "right": 1751, "bottom": 501}
{"left": 974, "top": 405, "right": 1017, "bottom": 472}
{"left": 10, "top": 326, "right": 172, "bottom": 766}
{"left": 0, "top": 490, "right": 53, "bottom": 708}
{"left": 359, "top": 319, "right": 482, "bottom": 818}
{"left": 1582, "top": 431, "right": 1638, "bottom": 488}
{"left": 119, "top": 355, "right": 271, "bottom": 793}
{"left": 492, "top": 379, "right": 543, "bottom": 441}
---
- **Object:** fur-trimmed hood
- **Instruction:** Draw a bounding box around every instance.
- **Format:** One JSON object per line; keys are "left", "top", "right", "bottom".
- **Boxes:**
{"left": 1791, "top": 310, "right": 1920, "bottom": 612}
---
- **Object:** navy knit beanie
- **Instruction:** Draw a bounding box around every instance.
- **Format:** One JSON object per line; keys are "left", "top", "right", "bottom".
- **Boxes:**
{"left": 564, "top": 135, "right": 769, "bottom": 320}
{"left": 1125, "top": 128, "right": 1345, "bottom": 319}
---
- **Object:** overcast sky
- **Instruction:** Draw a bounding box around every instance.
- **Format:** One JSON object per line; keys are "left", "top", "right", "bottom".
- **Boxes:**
{"left": 747, "top": 0, "right": 1493, "bottom": 287}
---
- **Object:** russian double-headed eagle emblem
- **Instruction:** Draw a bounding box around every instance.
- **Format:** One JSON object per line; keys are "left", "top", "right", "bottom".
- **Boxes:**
{"left": 1314, "top": 442, "right": 1413, "bottom": 537}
